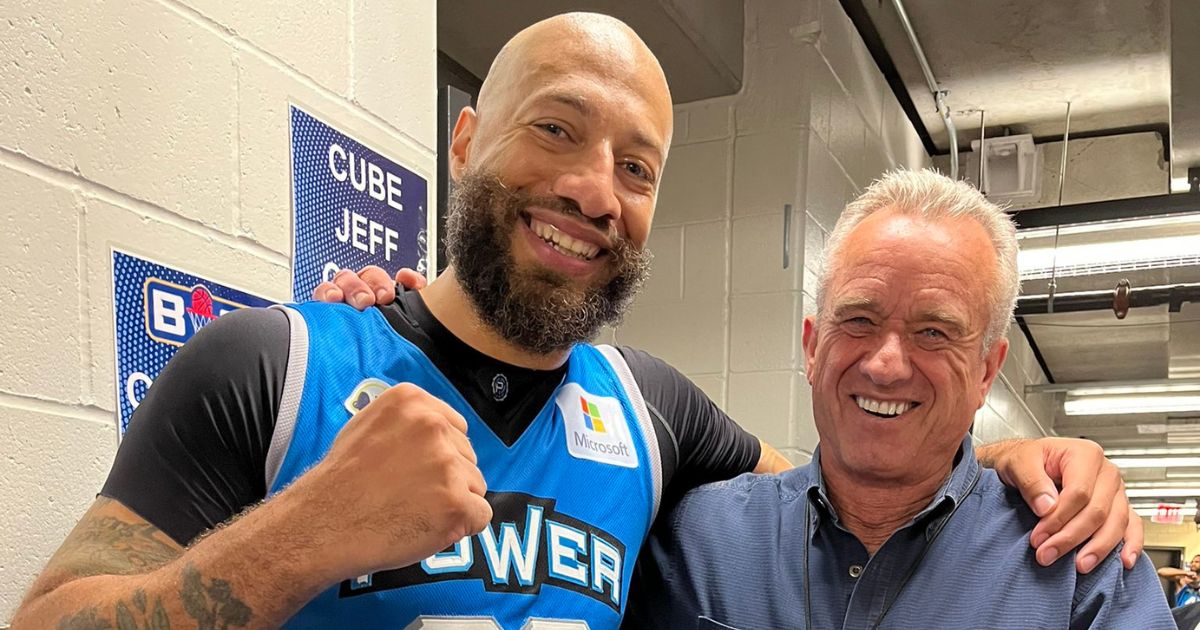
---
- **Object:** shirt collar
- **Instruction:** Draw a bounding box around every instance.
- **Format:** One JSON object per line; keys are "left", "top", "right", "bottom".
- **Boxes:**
{"left": 802, "top": 435, "right": 982, "bottom": 537}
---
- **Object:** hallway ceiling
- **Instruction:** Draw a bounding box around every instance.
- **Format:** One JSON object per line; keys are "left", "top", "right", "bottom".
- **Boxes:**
{"left": 438, "top": 0, "right": 744, "bottom": 104}
{"left": 857, "top": 0, "right": 1170, "bottom": 151}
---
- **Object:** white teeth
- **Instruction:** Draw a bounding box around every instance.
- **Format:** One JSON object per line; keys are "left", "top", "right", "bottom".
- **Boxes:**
{"left": 530, "top": 218, "right": 600, "bottom": 260}
{"left": 855, "top": 396, "right": 913, "bottom": 418}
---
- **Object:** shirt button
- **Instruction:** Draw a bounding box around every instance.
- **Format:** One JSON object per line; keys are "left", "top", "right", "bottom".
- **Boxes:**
{"left": 849, "top": 564, "right": 863, "bottom": 579}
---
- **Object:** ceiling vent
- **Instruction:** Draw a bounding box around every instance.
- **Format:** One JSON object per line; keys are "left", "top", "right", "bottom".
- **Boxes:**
{"left": 967, "top": 134, "right": 1043, "bottom": 202}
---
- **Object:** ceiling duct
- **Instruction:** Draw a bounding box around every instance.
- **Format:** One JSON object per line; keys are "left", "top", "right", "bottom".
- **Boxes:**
{"left": 1015, "top": 283, "right": 1200, "bottom": 317}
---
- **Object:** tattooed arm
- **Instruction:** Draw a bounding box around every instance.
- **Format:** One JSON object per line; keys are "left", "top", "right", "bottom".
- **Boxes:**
{"left": 11, "top": 496, "right": 327, "bottom": 629}
{"left": 14, "top": 383, "right": 493, "bottom": 629}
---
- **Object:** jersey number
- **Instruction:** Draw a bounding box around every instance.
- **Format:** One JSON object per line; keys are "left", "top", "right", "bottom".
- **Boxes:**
{"left": 406, "top": 618, "right": 588, "bottom": 630}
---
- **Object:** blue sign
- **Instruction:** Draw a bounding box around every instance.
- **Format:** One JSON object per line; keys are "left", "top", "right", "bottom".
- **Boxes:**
{"left": 290, "top": 104, "right": 429, "bottom": 302}
{"left": 111, "top": 250, "right": 274, "bottom": 435}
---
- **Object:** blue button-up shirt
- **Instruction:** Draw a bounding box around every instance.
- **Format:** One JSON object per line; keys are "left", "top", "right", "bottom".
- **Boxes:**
{"left": 625, "top": 436, "right": 1174, "bottom": 629}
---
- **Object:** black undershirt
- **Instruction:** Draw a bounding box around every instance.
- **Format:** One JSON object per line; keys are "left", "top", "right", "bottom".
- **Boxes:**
{"left": 377, "top": 291, "right": 567, "bottom": 446}
{"left": 102, "top": 289, "right": 760, "bottom": 547}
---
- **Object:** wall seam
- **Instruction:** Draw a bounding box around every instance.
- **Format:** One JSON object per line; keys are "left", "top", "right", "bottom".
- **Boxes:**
{"left": 0, "top": 391, "right": 114, "bottom": 427}
{"left": 721, "top": 106, "right": 736, "bottom": 407}
{"left": 996, "top": 370, "right": 1051, "bottom": 437}
{"left": 0, "top": 148, "right": 291, "bottom": 270}
{"left": 347, "top": 0, "right": 356, "bottom": 100}
{"left": 74, "top": 190, "right": 93, "bottom": 409}
{"left": 231, "top": 50, "right": 243, "bottom": 237}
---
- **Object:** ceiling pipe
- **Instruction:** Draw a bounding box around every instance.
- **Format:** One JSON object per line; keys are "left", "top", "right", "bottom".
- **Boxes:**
{"left": 978, "top": 109, "right": 987, "bottom": 194}
{"left": 890, "top": 0, "right": 958, "bottom": 179}
{"left": 1056, "top": 102, "right": 1072, "bottom": 206}
{"left": 1015, "top": 282, "right": 1200, "bottom": 316}
{"left": 1011, "top": 193, "right": 1200, "bottom": 230}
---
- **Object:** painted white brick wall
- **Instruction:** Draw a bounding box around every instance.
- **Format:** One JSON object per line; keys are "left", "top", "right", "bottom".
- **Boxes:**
{"left": 617, "top": 0, "right": 1049, "bottom": 467}
{"left": 0, "top": 1, "right": 435, "bottom": 621}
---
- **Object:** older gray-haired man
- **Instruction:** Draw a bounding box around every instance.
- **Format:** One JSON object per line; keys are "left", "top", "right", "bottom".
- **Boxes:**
{"left": 623, "top": 169, "right": 1174, "bottom": 629}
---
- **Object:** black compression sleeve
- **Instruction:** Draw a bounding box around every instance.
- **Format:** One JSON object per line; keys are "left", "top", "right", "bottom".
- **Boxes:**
{"left": 100, "top": 307, "right": 290, "bottom": 546}
{"left": 617, "top": 346, "right": 761, "bottom": 502}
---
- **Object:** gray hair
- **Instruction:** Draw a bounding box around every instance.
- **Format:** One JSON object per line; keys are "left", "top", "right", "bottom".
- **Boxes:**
{"left": 814, "top": 169, "right": 1020, "bottom": 351}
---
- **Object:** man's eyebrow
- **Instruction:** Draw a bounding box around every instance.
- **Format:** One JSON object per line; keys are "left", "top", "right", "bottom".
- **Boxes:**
{"left": 628, "top": 132, "right": 665, "bottom": 163}
{"left": 540, "top": 92, "right": 665, "bottom": 162}
{"left": 831, "top": 297, "right": 879, "bottom": 318}
{"left": 918, "top": 310, "right": 968, "bottom": 335}
{"left": 545, "top": 92, "right": 592, "bottom": 116}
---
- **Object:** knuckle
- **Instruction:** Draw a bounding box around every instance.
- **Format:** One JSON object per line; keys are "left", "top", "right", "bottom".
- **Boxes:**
{"left": 430, "top": 448, "right": 459, "bottom": 472}
{"left": 416, "top": 412, "right": 445, "bottom": 431}
{"left": 1060, "top": 486, "right": 1090, "bottom": 506}
{"left": 390, "top": 383, "right": 424, "bottom": 401}
{"left": 1084, "top": 504, "right": 1108, "bottom": 526}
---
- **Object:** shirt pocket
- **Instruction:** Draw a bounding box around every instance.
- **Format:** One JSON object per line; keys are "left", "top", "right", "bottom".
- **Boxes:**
{"left": 697, "top": 617, "right": 744, "bottom": 630}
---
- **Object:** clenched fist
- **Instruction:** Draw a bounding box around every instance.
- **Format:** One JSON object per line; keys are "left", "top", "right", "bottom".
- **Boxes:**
{"left": 291, "top": 382, "right": 492, "bottom": 578}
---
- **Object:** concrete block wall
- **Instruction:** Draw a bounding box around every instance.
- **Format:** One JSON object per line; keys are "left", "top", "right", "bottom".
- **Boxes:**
{"left": 617, "top": 0, "right": 1050, "bottom": 465}
{"left": 0, "top": 1, "right": 435, "bottom": 621}
{"left": 972, "top": 327, "right": 1052, "bottom": 446}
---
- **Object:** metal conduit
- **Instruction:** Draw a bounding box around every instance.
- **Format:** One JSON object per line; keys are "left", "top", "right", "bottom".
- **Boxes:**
{"left": 1014, "top": 282, "right": 1200, "bottom": 316}
{"left": 891, "top": 0, "right": 958, "bottom": 179}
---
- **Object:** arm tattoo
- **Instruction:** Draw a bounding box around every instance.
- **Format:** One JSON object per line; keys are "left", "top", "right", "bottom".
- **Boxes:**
{"left": 57, "top": 589, "right": 169, "bottom": 630}
{"left": 179, "top": 563, "right": 253, "bottom": 629}
{"left": 56, "top": 568, "right": 254, "bottom": 630}
{"left": 55, "top": 509, "right": 181, "bottom": 578}
{"left": 49, "top": 501, "right": 252, "bottom": 630}
{"left": 56, "top": 608, "right": 111, "bottom": 630}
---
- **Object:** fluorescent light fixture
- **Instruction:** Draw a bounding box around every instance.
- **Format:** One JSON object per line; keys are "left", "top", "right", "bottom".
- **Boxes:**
{"left": 1028, "top": 379, "right": 1200, "bottom": 397}
{"left": 1018, "top": 235, "right": 1200, "bottom": 280}
{"left": 1015, "top": 211, "right": 1200, "bottom": 280}
{"left": 1064, "top": 394, "right": 1200, "bottom": 416}
{"left": 1167, "top": 471, "right": 1200, "bottom": 479}
{"left": 1106, "top": 447, "right": 1200, "bottom": 457}
{"left": 1173, "top": 177, "right": 1194, "bottom": 193}
{"left": 1127, "top": 487, "right": 1200, "bottom": 498}
{"left": 1077, "top": 385, "right": 1200, "bottom": 396}
{"left": 1016, "top": 213, "right": 1200, "bottom": 240}
{"left": 1110, "top": 457, "right": 1200, "bottom": 469}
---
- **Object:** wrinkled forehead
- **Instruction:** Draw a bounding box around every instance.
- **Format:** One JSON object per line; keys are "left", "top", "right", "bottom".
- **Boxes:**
{"left": 828, "top": 212, "right": 997, "bottom": 316}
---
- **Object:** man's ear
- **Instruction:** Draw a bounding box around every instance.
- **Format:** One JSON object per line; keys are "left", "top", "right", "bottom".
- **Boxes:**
{"left": 802, "top": 316, "right": 819, "bottom": 381}
{"left": 976, "top": 337, "right": 1009, "bottom": 406}
{"left": 449, "top": 106, "right": 478, "bottom": 182}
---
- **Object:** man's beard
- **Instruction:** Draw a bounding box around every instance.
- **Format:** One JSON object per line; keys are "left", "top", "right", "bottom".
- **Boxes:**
{"left": 444, "top": 171, "right": 652, "bottom": 355}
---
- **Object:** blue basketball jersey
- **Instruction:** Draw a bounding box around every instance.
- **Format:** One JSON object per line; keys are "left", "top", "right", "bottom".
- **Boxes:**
{"left": 265, "top": 303, "right": 662, "bottom": 629}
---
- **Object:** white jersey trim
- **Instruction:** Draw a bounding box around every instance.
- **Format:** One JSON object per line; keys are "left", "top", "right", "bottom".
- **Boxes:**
{"left": 265, "top": 305, "right": 309, "bottom": 491}
{"left": 596, "top": 344, "right": 663, "bottom": 523}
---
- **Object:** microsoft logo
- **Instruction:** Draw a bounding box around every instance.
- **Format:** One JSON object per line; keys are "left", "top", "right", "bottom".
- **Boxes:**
{"left": 557, "top": 383, "right": 638, "bottom": 469}
{"left": 580, "top": 396, "right": 607, "bottom": 433}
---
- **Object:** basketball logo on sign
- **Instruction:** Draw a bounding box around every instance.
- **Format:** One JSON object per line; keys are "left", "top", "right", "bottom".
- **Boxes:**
{"left": 143, "top": 278, "right": 251, "bottom": 347}
{"left": 186, "top": 286, "right": 216, "bottom": 333}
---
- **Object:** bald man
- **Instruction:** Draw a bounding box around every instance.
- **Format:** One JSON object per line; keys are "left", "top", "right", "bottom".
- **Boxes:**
{"left": 15, "top": 13, "right": 726, "bottom": 629}
{"left": 15, "top": 12, "right": 1137, "bottom": 630}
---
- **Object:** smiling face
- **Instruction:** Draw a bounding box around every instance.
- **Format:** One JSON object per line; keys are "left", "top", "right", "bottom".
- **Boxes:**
{"left": 442, "top": 13, "right": 673, "bottom": 353}
{"left": 802, "top": 208, "right": 1009, "bottom": 486}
